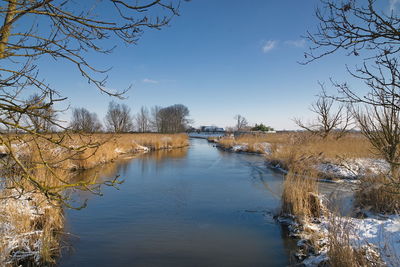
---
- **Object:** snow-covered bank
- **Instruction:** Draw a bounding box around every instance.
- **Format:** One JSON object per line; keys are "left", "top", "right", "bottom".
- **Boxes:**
{"left": 316, "top": 158, "right": 390, "bottom": 180}
{"left": 0, "top": 192, "right": 62, "bottom": 266}
{"left": 215, "top": 139, "right": 389, "bottom": 181}
{"left": 215, "top": 141, "right": 272, "bottom": 154}
{"left": 279, "top": 211, "right": 400, "bottom": 266}
{"left": 0, "top": 143, "right": 154, "bottom": 266}
{"left": 216, "top": 139, "right": 398, "bottom": 265}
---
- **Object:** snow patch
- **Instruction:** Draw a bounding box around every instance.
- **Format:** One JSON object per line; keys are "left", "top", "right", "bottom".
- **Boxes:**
{"left": 281, "top": 211, "right": 400, "bottom": 266}
{"left": 134, "top": 144, "right": 149, "bottom": 152}
{"left": 0, "top": 192, "right": 50, "bottom": 265}
{"left": 317, "top": 158, "right": 390, "bottom": 179}
{"left": 231, "top": 143, "right": 248, "bottom": 152}
{"left": 253, "top": 142, "right": 272, "bottom": 154}
{"left": 218, "top": 141, "right": 272, "bottom": 154}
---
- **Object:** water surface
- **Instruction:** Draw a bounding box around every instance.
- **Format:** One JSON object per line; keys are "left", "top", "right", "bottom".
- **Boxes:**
{"left": 59, "top": 139, "right": 297, "bottom": 267}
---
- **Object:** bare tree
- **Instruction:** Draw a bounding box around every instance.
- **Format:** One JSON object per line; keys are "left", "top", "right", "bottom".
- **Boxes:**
{"left": 356, "top": 105, "right": 400, "bottom": 182}
{"left": 306, "top": 0, "right": 400, "bottom": 183}
{"left": 150, "top": 105, "right": 162, "bottom": 132}
{"left": 0, "top": 1, "right": 178, "bottom": 97}
{"left": 158, "top": 104, "right": 190, "bottom": 133}
{"left": 294, "top": 88, "right": 351, "bottom": 139}
{"left": 136, "top": 106, "right": 150, "bottom": 133}
{"left": 23, "top": 93, "right": 58, "bottom": 133}
{"left": 0, "top": 1, "right": 179, "bottom": 203}
{"left": 304, "top": 0, "right": 400, "bottom": 63}
{"left": 234, "top": 114, "right": 248, "bottom": 131}
{"left": 105, "top": 101, "right": 134, "bottom": 133}
{"left": 305, "top": 1, "right": 400, "bottom": 109}
{"left": 341, "top": 58, "right": 400, "bottom": 183}
{"left": 70, "top": 108, "right": 103, "bottom": 133}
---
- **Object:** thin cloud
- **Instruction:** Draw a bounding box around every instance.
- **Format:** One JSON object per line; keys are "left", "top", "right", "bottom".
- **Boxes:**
{"left": 142, "top": 78, "right": 158, "bottom": 84}
{"left": 284, "top": 39, "right": 306, "bottom": 48}
{"left": 262, "top": 40, "right": 278, "bottom": 53}
{"left": 390, "top": 0, "right": 400, "bottom": 12}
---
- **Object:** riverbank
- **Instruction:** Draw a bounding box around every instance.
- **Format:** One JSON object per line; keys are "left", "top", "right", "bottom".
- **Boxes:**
{"left": 212, "top": 133, "right": 387, "bottom": 180}
{"left": 212, "top": 133, "right": 400, "bottom": 266}
{"left": 278, "top": 211, "right": 400, "bottom": 266}
{"left": 0, "top": 133, "right": 189, "bottom": 266}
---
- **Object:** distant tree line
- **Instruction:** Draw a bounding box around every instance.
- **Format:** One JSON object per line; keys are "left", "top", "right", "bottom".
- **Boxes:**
{"left": 222, "top": 114, "right": 274, "bottom": 132}
{"left": 235, "top": 115, "right": 274, "bottom": 132}
{"left": 69, "top": 102, "right": 190, "bottom": 134}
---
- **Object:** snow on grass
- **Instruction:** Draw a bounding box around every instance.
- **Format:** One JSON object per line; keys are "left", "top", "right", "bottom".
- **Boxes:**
{"left": 349, "top": 215, "right": 400, "bottom": 266}
{"left": 280, "top": 208, "right": 400, "bottom": 266}
{"left": 134, "top": 144, "right": 150, "bottom": 152}
{"left": 115, "top": 143, "right": 149, "bottom": 154}
{"left": 308, "top": 214, "right": 400, "bottom": 266}
{"left": 218, "top": 141, "right": 272, "bottom": 154}
{"left": 231, "top": 143, "right": 248, "bottom": 152}
{"left": 253, "top": 142, "right": 272, "bottom": 154}
{"left": 316, "top": 158, "right": 390, "bottom": 180}
{"left": 0, "top": 192, "right": 49, "bottom": 265}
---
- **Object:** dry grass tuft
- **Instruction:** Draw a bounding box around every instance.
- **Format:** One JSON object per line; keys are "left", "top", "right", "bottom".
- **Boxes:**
{"left": 281, "top": 165, "right": 322, "bottom": 220}
{"left": 355, "top": 175, "right": 400, "bottom": 214}
{"left": 327, "top": 214, "right": 380, "bottom": 267}
{"left": 0, "top": 190, "right": 64, "bottom": 266}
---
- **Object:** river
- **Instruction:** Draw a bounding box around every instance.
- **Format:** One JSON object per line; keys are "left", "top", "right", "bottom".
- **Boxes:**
{"left": 58, "top": 138, "right": 298, "bottom": 266}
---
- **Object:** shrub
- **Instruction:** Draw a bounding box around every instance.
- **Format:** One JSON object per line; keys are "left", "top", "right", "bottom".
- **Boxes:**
{"left": 355, "top": 175, "right": 400, "bottom": 214}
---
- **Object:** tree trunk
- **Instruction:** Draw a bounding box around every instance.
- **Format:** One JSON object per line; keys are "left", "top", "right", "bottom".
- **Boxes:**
{"left": 0, "top": 0, "right": 17, "bottom": 59}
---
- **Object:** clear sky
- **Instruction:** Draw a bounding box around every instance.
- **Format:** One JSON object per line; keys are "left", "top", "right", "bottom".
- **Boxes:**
{"left": 39, "top": 0, "right": 398, "bottom": 130}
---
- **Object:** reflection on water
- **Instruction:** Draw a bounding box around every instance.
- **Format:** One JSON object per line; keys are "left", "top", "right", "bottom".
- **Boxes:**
{"left": 67, "top": 148, "right": 189, "bottom": 207}
{"left": 136, "top": 147, "right": 188, "bottom": 175}
{"left": 59, "top": 139, "right": 296, "bottom": 267}
{"left": 75, "top": 148, "right": 188, "bottom": 183}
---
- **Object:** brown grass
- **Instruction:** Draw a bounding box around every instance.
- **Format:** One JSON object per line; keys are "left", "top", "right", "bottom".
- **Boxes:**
{"left": 0, "top": 191, "right": 64, "bottom": 266}
{"left": 66, "top": 133, "right": 188, "bottom": 170}
{"left": 0, "top": 133, "right": 189, "bottom": 266}
{"left": 355, "top": 175, "right": 400, "bottom": 214}
{"left": 217, "top": 133, "right": 286, "bottom": 153}
{"left": 281, "top": 165, "right": 322, "bottom": 220}
{"left": 6, "top": 133, "right": 188, "bottom": 170}
{"left": 217, "top": 133, "right": 375, "bottom": 170}
{"left": 327, "top": 214, "right": 380, "bottom": 267}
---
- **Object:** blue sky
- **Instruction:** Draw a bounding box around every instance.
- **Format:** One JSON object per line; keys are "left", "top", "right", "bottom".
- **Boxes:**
{"left": 40, "top": 0, "right": 398, "bottom": 130}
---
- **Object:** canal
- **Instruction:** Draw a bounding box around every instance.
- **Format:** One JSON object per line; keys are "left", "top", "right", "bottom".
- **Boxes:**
{"left": 59, "top": 138, "right": 297, "bottom": 266}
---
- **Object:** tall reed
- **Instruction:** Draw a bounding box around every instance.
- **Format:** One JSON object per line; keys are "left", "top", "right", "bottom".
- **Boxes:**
{"left": 281, "top": 165, "right": 321, "bottom": 220}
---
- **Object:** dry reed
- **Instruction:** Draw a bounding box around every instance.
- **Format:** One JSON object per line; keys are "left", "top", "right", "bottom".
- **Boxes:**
{"left": 327, "top": 214, "right": 380, "bottom": 267}
{"left": 217, "top": 133, "right": 375, "bottom": 170}
{"left": 0, "top": 133, "right": 189, "bottom": 265}
{"left": 355, "top": 175, "right": 400, "bottom": 214}
{"left": 281, "top": 165, "right": 322, "bottom": 220}
{"left": 0, "top": 191, "right": 64, "bottom": 266}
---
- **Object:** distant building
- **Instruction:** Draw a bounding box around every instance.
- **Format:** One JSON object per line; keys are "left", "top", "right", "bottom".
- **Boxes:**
{"left": 187, "top": 126, "right": 226, "bottom": 139}
{"left": 200, "top": 126, "right": 225, "bottom": 132}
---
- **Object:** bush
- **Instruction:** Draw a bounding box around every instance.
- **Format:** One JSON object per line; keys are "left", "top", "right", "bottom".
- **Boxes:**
{"left": 355, "top": 175, "right": 400, "bottom": 214}
{"left": 251, "top": 123, "right": 274, "bottom": 132}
